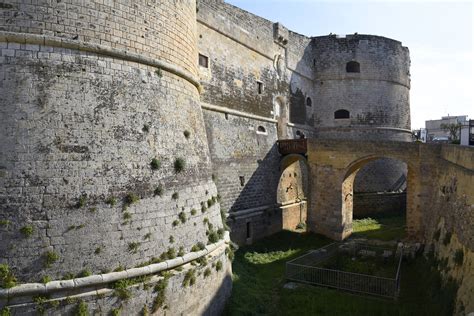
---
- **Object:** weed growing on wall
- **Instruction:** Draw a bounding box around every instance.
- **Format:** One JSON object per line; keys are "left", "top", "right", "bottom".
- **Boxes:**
{"left": 174, "top": 158, "right": 186, "bottom": 173}
{"left": 0, "top": 264, "right": 17, "bottom": 288}
{"left": 20, "top": 225, "right": 34, "bottom": 237}
{"left": 150, "top": 158, "right": 161, "bottom": 170}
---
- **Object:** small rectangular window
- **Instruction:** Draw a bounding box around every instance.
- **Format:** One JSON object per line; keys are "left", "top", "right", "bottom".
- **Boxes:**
{"left": 239, "top": 176, "right": 245, "bottom": 187}
{"left": 246, "top": 222, "right": 251, "bottom": 238}
{"left": 198, "top": 54, "right": 209, "bottom": 68}
{"left": 257, "top": 81, "right": 263, "bottom": 94}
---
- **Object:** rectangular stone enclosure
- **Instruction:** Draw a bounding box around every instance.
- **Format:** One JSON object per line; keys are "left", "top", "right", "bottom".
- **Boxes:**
{"left": 286, "top": 242, "right": 403, "bottom": 299}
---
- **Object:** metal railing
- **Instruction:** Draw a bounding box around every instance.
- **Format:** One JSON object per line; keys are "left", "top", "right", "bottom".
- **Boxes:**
{"left": 286, "top": 243, "right": 403, "bottom": 299}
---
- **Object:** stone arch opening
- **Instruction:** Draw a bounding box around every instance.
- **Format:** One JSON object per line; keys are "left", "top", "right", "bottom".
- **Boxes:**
{"left": 335, "top": 109, "right": 350, "bottom": 119}
{"left": 278, "top": 154, "right": 309, "bottom": 231}
{"left": 342, "top": 156, "right": 408, "bottom": 239}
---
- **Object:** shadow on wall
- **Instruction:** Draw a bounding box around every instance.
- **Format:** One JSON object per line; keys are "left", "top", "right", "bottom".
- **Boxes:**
{"left": 202, "top": 273, "right": 233, "bottom": 316}
{"left": 227, "top": 143, "right": 282, "bottom": 245}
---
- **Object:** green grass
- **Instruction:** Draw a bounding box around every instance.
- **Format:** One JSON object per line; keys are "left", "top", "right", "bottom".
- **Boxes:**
{"left": 224, "top": 230, "right": 457, "bottom": 316}
{"left": 352, "top": 215, "right": 406, "bottom": 241}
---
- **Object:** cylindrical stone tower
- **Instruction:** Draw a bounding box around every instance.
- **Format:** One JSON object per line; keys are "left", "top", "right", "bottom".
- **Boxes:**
{"left": 312, "top": 34, "right": 411, "bottom": 195}
{"left": 0, "top": 1, "right": 230, "bottom": 314}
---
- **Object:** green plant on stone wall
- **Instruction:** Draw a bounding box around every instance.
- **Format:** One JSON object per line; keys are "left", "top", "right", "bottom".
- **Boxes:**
{"left": 150, "top": 158, "right": 161, "bottom": 170}
{"left": 152, "top": 275, "right": 169, "bottom": 312}
{"left": 142, "top": 305, "right": 149, "bottom": 316}
{"left": 0, "top": 264, "right": 17, "bottom": 289}
{"left": 106, "top": 196, "right": 117, "bottom": 206}
{"left": 94, "top": 247, "right": 102, "bottom": 255}
{"left": 112, "top": 279, "right": 133, "bottom": 300}
{"left": 33, "top": 295, "right": 49, "bottom": 314}
{"left": 178, "top": 212, "right": 187, "bottom": 223}
{"left": 154, "top": 184, "right": 164, "bottom": 197}
{"left": 20, "top": 225, "right": 34, "bottom": 237}
{"left": 142, "top": 124, "right": 150, "bottom": 133}
{"left": 155, "top": 68, "right": 162, "bottom": 78}
{"left": 77, "top": 195, "right": 87, "bottom": 208}
{"left": 182, "top": 269, "right": 196, "bottom": 287}
{"left": 123, "top": 212, "right": 132, "bottom": 220}
{"left": 178, "top": 247, "right": 185, "bottom": 257}
{"left": 201, "top": 202, "right": 207, "bottom": 213}
{"left": 124, "top": 193, "right": 140, "bottom": 206}
{"left": 172, "top": 220, "right": 179, "bottom": 227}
{"left": 208, "top": 230, "right": 219, "bottom": 244}
{"left": 78, "top": 269, "right": 92, "bottom": 278}
{"left": 433, "top": 229, "right": 441, "bottom": 241}
{"left": 454, "top": 249, "right": 464, "bottom": 266}
{"left": 73, "top": 300, "right": 89, "bottom": 316}
{"left": 128, "top": 242, "right": 141, "bottom": 253}
{"left": 0, "top": 307, "right": 11, "bottom": 316}
{"left": 216, "top": 260, "right": 223, "bottom": 271}
{"left": 169, "top": 235, "right": 175, "bottom": 243}
{"left": 183, "top": 130, "right": 191, "bottom": 139}
{"left": 111, "top": 307, "right": 122, "bottom": 316}
{"left": 41, "top": 275, "right": 52, "bottom": 284}
{"left": 44, "top": 251, "right": 59, "bottom": 268}
{"left": 144, "top": 233, "right": 152, "bottom": 240}
{"left": 167, "top": 248, "right": 176, "bottom": 259}
{"left": 191, "top": 242, "right": 206, "bottom": 252}
{"left": 0, "top": 220, "right": 10, "bottom": 228}
{"left": 172, "top": 192, "right": 179, "bottom": 200}
{"left": 174, "top": 158, "right": 186, "bottom": 173}
{"left": 191, "top": 208, "right": 197, "bottom": 216}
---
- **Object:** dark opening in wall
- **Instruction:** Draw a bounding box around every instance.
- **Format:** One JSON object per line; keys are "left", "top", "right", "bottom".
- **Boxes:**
{"left": 306, "top": 97, "right": 312, "bottom": 107}
{"left": 199, "top": 54, "right": 209, "bottom": 68}
{"left": 346, "top": 61, "right": 360, "bottom": 73}
{"left": 257, "top": 81, "right": 264, "bottom": 94}
{"left": 239, "top": 176, "right": 245, "bottom": 186}
{"left": 246, "top": 222, "right": 251, "bottom": 238}
{"left": 334, "top": 109, "right": 350, "bottom": 119}
{"left": 257, "top": 126, "right": 266, "bottom": 134}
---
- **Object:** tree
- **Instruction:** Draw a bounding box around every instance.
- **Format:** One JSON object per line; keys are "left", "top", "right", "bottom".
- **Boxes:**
{"left": 440, "top": 122, "right": 462, "bottom": 141}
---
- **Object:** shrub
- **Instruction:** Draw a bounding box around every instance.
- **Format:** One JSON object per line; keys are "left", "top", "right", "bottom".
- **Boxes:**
{"left": 20, "top": 225, "right": 34, "bottom": 237}
{"left": 207, "top": 199, "right": 214, "bottom": 208}
{"left": 128, "top": 242, "right": 141, "bottom": 253}
{"left": 94, "top": 247, "right": 102, "bottom": 254}
{"left": 142, "top": 305, "right": 149, "bottom": 316}
{"left": 178, "top": 212, "right": 187, "bottom": 224}
{"left": 113, "top": 279, "right": 132, "bottom": 300}
{"left": 152, "top": 276, "right": 169, "bottom": 312}
{"left": 150, "top": 158, "right": 161, "bottom": 170}
{"left": 454, "top": 249, "right": 464, "bottom": 266}
{"left": 169, "top": 235, "right": 174, "bottom": 243}
{"left": 183, "top": 130, "right": 191, "bottom": 139}
{"left": 226, "top": 246, "right": 235, "bottom": 261}
{"left": 144, "top": 233, "right": 152, "bottom": 240}
{"left": 191, "top": 242, "right": 206, "bottom": 252}
{"left": 154, "top": 184, "right": 163, "bottom": 197}
{"left": 111, "top": 307, "right": 122, "bottom": 316}
{"left": 155, "top": 68, "right": 162, "bottom": 78}
{"left": 197, "top": 256, "right": 207, "bottom": 266}
{"left": 106, "top": 196, "right": 117, "bottom": 206}
{"left": 45, "top": 251, "right": 59, "bottom": 268}
{"left": 220, "top": 209, "right": 230, "bottom": 231}
{"left": 174, "top": 158, "right": 186, "bottom": 173}
{"left": 178, "top": 246, "right": 185, "bottom": 257}
{"left": 41, "top": 275, "right": 51, "bottom": 284}
{"left": 190, "top": 208, "right": 197, "bottom": 216}
{"left": 62, "top": 273, "right": 74, "bottom": 280}
{"left": 77, "top": 195, "right": 87, "bottom": 208}
{"left": 182, "top": 269, "right": 196, "bottom": 287}
{"left": 215, "top": 260, "right": 223, "bottom": 271}
{"left": 123, "top": 212, "right": 132, "bottom": 220}
{"left": 0, "top": 220, "right": 10, "bottom": 227}
{"left": 172, "top": 220, "right": 179, "bottom": 227}
{"left": 208, "top": 230, "right": 219, "bottom": 244}
{"left": 443, "top": 232, "right": 452, "bottom": 246}
{"left": 124, "top": 193, "right": 139, "bottom": 205}
{"left": 78, "top": 269, "right": 92, "bottom": 278}
{"left": 217, "top": 228, "right": 225, "bottom": 239}
{"left": 201, "top": 203, "right": 207, "bottom": 213}
{"left": 113, "top": 265, "right": 125, "bottom": 272}
{"left": 74, "top": 300, "right": 89, "bottom": 316}
{"left": 204, "top": 268, "right": 211, "bottom": 278}
{"left": 0, "top": 307, "right": 11, "bottom": 316}
{"left": 142, "top": 124, "right": 150, "bottom": 133}
{"left": 0, "top": 264, "right": 17, "bottom": 288}
{"left": 172, "top": 192, "right": 179, "bottom": 200}
{"left": 167, "top": 247, "right": 176, "bottom": 259}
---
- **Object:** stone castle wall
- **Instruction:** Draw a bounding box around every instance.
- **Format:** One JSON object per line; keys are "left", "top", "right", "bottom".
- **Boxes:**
{"left": 0, "top": 0, "right": 231, "bottom": 314}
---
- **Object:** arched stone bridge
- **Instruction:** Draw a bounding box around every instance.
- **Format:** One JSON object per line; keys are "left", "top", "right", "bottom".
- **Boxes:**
{"left": 305, "top": 139, "right": 439, "bottom": 241}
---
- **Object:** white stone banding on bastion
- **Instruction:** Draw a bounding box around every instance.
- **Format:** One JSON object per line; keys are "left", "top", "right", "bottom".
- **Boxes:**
{"left": 0, "top": 235, "right": 229, "bottom": 299}
{"left": 0, "top": 31, "right": 202, "bottom": 92}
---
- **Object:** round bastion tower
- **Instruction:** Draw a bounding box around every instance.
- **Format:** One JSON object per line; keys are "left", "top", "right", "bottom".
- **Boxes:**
{"left": 0, "top": 1, "right": 231, "bottom": 315}
{"left": 312, "top": 34, "right": 411, "bottom": 194}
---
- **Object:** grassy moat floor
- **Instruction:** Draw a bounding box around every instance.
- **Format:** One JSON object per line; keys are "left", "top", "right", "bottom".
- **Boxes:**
{"left": 224, "top": 214, "right": 457, "bottom": 316}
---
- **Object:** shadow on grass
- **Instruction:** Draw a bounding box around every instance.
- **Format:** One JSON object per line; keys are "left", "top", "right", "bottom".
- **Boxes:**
{"left": 224, "top": 230, "right": 457, "bottom": 316}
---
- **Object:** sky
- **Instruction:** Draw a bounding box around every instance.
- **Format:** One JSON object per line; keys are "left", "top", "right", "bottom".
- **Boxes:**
{"left": 226, "top": 0, "right": 473, "bottom": 129}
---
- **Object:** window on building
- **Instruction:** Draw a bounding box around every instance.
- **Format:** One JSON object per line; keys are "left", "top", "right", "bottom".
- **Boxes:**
{"left": 257, "top": 81, "right": 264, "bottom": 94}
{"left": 334, "top": 109, "right": 350, "bottom": 119}
{"left": 239, "top": 176, "right": 245, "bottom": 186}
{"left": 257, "top": 126, "right": 267, "bottom": 134}
{"left": 346, "top": 61, "right": 360, "bottom": 73}
{"left": 198, "top": 54, "right": 209, "bottom": 68}
{"left": 306, "top": 97, "right": 312, "bottom": 107}
{"left": 246, "top": 222, "right": 251, "bottom": 238}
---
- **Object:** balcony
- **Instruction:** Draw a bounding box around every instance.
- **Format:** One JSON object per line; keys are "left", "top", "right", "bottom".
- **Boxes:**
{"left": 277, "top": 139, "right": 307, "bottom": 155}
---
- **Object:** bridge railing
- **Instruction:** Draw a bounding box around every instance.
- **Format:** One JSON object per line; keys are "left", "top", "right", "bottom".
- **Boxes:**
{"left": 278, "top": 139, "right": 307, "bottom": 155}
